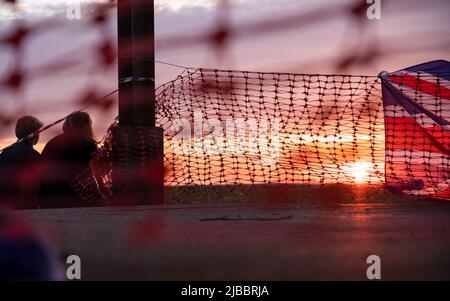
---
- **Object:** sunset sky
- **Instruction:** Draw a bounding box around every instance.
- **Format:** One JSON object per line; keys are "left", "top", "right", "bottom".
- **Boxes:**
{"left": 0, "top": 0, "right": 449, "bottom": 153}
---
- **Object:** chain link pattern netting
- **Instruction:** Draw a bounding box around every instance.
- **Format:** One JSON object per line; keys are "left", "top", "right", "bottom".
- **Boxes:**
{"left": 74, "top": 68, "right": 388, "bottom": 203}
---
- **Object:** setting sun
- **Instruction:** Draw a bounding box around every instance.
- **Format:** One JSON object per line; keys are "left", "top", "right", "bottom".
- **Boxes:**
{"left": 343, "top": 162, "right": 373, "bottom": 184}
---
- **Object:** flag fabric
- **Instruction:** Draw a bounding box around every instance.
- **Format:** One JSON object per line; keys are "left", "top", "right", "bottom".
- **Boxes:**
{"left": 382, "top": 60, "right": 450, "bottom": 200}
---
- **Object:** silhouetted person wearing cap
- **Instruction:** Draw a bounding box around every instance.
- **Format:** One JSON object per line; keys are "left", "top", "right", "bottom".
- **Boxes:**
{"left": 0, "top": 116, "right": 44, "bottom": 209}
{"left": 39, "top": 112, "right": 97, "bottom": 208}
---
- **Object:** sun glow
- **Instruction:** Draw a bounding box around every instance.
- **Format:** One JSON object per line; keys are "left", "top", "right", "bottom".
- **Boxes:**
{"left": 343, "top": 162, "right": 373, "bottom": 184}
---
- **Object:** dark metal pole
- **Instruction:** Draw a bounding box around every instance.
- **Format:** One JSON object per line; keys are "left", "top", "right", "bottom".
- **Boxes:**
{"left": 115, "top": 0, "right": 164, "bottom": 205}
{"left": 118, "top": 0, "right": 155, "bottom": 126}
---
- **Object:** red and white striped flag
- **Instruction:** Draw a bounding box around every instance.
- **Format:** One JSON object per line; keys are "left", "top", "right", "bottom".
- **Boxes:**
{"left": 382, "top": 60, "right": 450, "bottom": 200}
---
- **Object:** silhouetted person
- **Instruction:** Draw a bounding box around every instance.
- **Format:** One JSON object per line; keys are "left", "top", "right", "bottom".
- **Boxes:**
{"left": 39, "top": 112, "right": 97, "bottom": 208}
{"left": 0, "top": 116, "right": 43, "bottom": 209}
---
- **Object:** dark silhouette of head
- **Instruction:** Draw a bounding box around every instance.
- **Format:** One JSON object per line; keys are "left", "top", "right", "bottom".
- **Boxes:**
{"left": 63, "top": 112, "right": 95, "bottom": 141}
{"left": 15, "top": 116, "right": 43, "bottom": 145}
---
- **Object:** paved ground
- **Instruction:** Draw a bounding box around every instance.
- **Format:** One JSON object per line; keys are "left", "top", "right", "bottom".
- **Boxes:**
{"left": 24, "top": 200, "right": 450, "bottom": 280}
